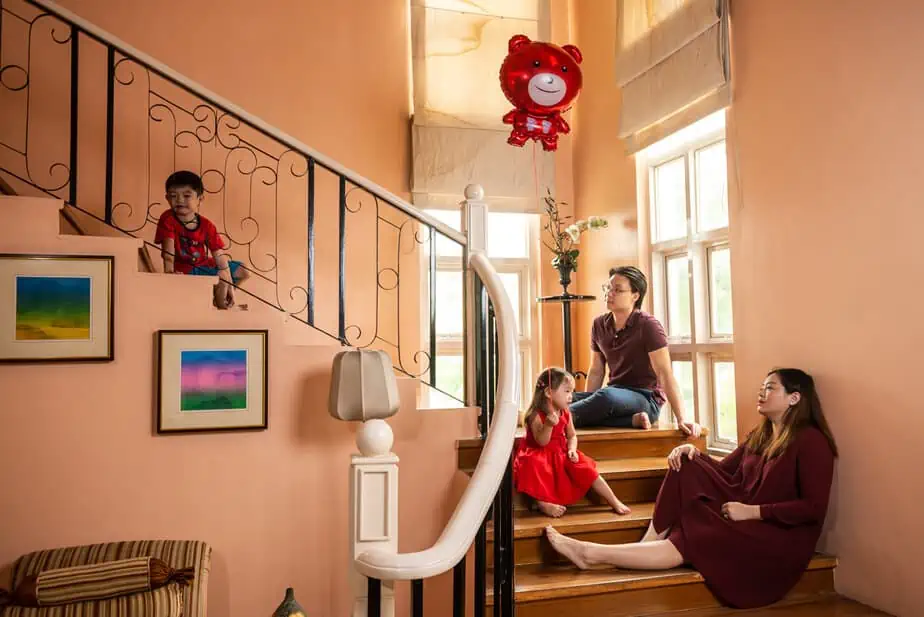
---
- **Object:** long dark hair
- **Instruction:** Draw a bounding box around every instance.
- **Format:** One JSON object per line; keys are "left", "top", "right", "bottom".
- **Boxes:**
{"left": 745, "top": 368, "right": 838, "bottom": 459}
{"left": 525, "top": 367, "right": 572, "bottom": 424}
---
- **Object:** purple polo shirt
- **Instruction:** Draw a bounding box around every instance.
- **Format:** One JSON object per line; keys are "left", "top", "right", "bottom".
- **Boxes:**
{"left": 590, "top": 310, "right": 668, "bottom": 406}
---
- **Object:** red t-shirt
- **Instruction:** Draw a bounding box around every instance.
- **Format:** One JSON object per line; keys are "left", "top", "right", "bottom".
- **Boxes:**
{"left": 154, "top": 210, "right": 225, "bottom": 273}
{"left": 590, "top": 310, "right": 668, "bottom": 406}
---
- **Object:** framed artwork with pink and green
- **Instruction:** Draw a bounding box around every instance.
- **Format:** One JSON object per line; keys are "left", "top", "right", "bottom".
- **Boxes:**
{"left": 156, "top": 329, "right": 268, "bottom": 433}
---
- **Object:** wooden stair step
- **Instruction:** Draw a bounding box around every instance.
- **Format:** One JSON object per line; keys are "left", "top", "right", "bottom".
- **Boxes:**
{"left": 487, "top": 555, "right": 838, "bottom": 616}
{"left": 488, "top": 503, "right": 655, "bottom": 566}
{"left": 457, "top": 427, "right": 706, "bottom": 472}
{"left": 510, "top": 457, "right": 670, "bottom": 510}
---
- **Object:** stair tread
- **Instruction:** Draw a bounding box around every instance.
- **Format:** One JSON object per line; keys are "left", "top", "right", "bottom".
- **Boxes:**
{"left": 491, "top": 503, "right": 655, "bottom": 540}
{"left": 487, "top": 554, "right": 837, "bottom": 604}
{"left": 457, "top": 426, "right": 696, "bottom": 451}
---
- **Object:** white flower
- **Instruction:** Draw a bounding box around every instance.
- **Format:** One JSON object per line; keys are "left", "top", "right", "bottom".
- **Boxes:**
{"left": 576, "top": 219, "right": 590, "bottom": 232}
{"left": 588, "top": 216, "right": 608, "bottom": 229}
{"left": 565, "top": 225, "right": 581, "bottom": 243}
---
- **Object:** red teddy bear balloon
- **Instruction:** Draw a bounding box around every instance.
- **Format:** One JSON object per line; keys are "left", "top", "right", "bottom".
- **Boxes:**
{"left": 499, "top": 34, "right": 583, "bottom": 152}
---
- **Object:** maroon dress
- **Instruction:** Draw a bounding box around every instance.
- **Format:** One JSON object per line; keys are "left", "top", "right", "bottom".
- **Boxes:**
{"left": 653, "top": 426, "right": 835, "bottom": 608}
{"left": 513, "top": 410, "right": 600, "bottom": 506}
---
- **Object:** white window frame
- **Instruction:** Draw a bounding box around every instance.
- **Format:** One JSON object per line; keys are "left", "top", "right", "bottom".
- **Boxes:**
{"left": 420, "top": 210, "right": 540, "bottom": 409}
{"left": 638, "top": 116, "right": 736, "bottom": 452}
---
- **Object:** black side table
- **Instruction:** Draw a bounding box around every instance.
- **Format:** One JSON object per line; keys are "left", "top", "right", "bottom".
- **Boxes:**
{"left": 536, "top": 293, "right": 596, "bottom": 374}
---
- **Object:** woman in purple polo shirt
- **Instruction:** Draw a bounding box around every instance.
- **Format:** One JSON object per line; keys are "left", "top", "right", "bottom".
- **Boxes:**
{"left": 570, "top": 266, "right": 701, "bottom": 437}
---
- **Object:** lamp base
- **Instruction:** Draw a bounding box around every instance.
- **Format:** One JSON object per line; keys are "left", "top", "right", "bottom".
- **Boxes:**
{"left": 356, "top": 419, "right": 394, "bottom": 457}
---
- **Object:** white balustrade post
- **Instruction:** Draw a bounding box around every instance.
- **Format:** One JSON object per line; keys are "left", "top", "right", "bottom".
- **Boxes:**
{"left": 350, "top": 421, "right": 398, "bottom": 617}
{"left": 461, "top": 184, "right": 488, "bottom": 407}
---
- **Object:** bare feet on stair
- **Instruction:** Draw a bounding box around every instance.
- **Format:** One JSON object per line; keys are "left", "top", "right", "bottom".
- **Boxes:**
{"left": 537, "top": 501, "right": 567, "bottom": 518}
{"left": 545, "top": 525, "right": 593, "bottom": 569}
{"left": 632, "top": 412, "right": 652, "bottom": 429}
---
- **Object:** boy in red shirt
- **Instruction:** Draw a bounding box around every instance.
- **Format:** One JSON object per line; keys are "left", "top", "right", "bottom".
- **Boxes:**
{"left": 154, "top": 171, "right": 249, "bottom": 309}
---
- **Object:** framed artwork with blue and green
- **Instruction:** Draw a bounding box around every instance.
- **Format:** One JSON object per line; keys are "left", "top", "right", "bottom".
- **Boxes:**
{"left": 0, "top": 254, "right": 114, "bottom": 363}
{"left": 157, "top": 330, "right": 268, "bottom": 433}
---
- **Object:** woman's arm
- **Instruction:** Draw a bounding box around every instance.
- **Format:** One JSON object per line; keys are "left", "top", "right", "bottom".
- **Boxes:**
{"left": 759, "top": 430, "right": 835, "bottom": 526}
{"left": 585, "top": 351, "right": 607, "bottom": 392}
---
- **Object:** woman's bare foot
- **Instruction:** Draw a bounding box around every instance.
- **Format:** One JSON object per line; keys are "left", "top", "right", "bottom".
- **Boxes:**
{"left": 546, "top": 525, "right": 592, "bottom": 569}
{"left": 611, "top": 500, "right": 632, "bottom": 515}
{"left": 537, "top": 501, "right": 567, "bottom": 518}
{"left": 632, "top": 412, "right": 652, "bottom": 429}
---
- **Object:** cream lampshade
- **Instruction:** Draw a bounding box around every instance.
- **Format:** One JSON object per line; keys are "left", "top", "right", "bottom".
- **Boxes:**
{"left": 328, "top": 349, "right": 400, "bottom": 456}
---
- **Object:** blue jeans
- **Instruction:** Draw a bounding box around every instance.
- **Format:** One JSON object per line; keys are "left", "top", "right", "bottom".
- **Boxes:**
{"left": 570, "top": 386, "right": 661, "bottom": 429}
{"left": 189, "top": 260, "right": 245, "bottom": 284}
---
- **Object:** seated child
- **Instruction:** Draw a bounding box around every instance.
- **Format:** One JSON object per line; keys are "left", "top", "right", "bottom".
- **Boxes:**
{"left": 514, "top": 367, "right": 632, "bottom": 518}
{"left": 154, "top": 170, "right": 249, "bottom": 309}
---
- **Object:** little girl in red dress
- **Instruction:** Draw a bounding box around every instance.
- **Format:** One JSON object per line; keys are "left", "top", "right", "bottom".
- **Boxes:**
{"left": 514, "top": 367, "right": 632, "bottom": 518}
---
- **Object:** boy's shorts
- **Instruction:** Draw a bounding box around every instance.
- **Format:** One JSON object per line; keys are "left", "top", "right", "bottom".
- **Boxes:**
{"left": 189, "top": 260, "right": 245, "bottom": 284}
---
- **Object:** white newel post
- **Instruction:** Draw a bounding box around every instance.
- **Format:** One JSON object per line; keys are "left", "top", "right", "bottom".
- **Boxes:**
{"left": 328, "top": 349, "right": 400, "bottom": 617}
{"left": 349, "top": 435, "right": 397, "bottom": 617}
{"left": 462, "top": 183, "right": 488, "bottom": 406}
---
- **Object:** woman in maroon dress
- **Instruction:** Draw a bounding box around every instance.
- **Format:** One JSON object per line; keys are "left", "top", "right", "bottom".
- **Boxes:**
{"left": 546, "top": 368, "right": 838, "bottom": 609}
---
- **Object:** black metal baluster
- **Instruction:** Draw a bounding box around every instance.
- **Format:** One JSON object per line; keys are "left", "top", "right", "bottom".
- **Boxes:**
{"left": 492, "top": 481, "right": 503, "bottom": 617}
{"left": 338, "top": 175, "right": 346, "bottom": 342}
{"left": 68, "top": 25, "right": 79, "bottom": 206}
{"left": 453, "top": 555, "right": 466, "bottom": 617}
{"left": 306, "top": 158, "right": 315, "bottom": 326}
{"left": 104, "top": 46, "right": 114, "bottom": 224}
{"left": 500, "top": 457, "right": 515, "bottom": 617}
{"left": 474, "top": 277, "right": 488, "bottom": 437}
{"left": 367, "top": 578, "right": 381, "bottom": 617}
{"left": 411, "top": 579, "right": 424, "bottom": 617}
{"left": 429, "top": 227, "right": 437, "bottom": 387}
{"left": 474, "top": 516, "right": 487, "bottom": 617}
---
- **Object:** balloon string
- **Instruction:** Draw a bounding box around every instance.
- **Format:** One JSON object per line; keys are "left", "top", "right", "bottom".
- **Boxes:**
{"left": 531, "top": 141, "right": 541, "bottom": 205}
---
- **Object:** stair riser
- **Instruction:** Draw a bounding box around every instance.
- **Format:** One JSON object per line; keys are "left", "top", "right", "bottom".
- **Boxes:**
{"left": 458, "top": 435, "right": 705, "bottom": 473}
{"left": 489, "top": 526, "right": 646, "bottom": 567}
{"left": 513, "top": 474, "right": 665, "bottom": 511}
{"left": 488, "top": 568, "right": 836, "bottom": 614}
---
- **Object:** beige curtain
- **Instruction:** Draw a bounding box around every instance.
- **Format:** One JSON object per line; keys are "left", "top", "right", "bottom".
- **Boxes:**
{"left": 616, "top": 0, "right": 730, "bottom": 153}
{"left": 409, "top": 0, "right": 555, "bottom": 210}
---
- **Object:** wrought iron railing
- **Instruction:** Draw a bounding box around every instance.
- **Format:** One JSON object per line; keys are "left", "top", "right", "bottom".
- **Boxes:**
{"left": 0, "top": 0, "right": 518, "bottom": 613}
{"left": 0, "top": 0, "right": 467, "bottom": 400}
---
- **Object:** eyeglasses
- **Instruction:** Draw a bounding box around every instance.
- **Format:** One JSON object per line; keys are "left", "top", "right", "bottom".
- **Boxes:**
{"left": 601, "top": 285, "right": 632, "bottom": 295}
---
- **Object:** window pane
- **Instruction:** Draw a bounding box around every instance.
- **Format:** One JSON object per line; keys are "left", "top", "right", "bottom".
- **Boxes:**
{"left": 497, "top": 271, "right": 522, "bottom": 333}
{"left": 713, "top": 361, "right": 737, "bottom": 442}
{"left": 666, "top": 254, "right": 691, "bottom": 338}
{"left": 488, "top": 212, "right": 531, "bottom": 258}
{"left": 425, "top": 209, "right": 463, "bottom": 257}
{"left": 431, "top": 354, "right": 465, "bottom": 407}
{"left": 652, "top": 157, "right": 687, "bottom": 242}
{"left": 695, "top": 141, "right": 728, "bottom": 232}
{"left": 435, "top": 270, "right": 463, "bottom": 335}
{"left": 709, "top": 247, "right": 733, "bottom": 336}
{"left": 672, "top": 360, "right": 694, "bottom": 419}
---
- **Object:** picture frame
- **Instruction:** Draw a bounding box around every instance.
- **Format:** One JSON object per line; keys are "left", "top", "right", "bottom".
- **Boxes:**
{"left": 0, "top": 254, "right": 114, "bottom": 363}
{"left": 156, "top": 329, "right": 268, "bottom": 434}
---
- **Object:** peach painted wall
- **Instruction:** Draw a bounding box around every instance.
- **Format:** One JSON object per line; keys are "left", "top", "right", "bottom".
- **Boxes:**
{"left": 727, "top": 1, "right": 924, "bottom": 614}
{"left": 0, "top": 197, "right": 479, "bottom": 616}
{"left": 568, "top": 0, "right": 639, "bottom": 378}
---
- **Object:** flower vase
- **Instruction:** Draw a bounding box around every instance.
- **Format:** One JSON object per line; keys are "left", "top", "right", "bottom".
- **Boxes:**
{"left": 556, "top": 262, "right": 575, "bottom": 295}
{"left": 272, "top": 588, "right": 307, "bottom": 617}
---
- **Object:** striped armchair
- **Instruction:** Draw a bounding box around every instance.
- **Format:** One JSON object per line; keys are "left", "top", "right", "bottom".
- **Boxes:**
{"left": 1, "top": 540, "right": 211, "bottom": 617}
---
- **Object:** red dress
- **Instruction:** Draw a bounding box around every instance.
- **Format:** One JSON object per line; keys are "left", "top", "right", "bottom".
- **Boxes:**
{"left": 653, "top": 427, "right": 835, "bottom": 608}
{"left": 513, "top": 409, "right": 599, "bottom": 505}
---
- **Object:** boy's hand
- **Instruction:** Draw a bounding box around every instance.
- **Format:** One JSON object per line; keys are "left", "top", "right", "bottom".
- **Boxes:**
{"left": 213, "top": 281, "right": 235, "bottom": 310}
{"left": 567, "top": 449, "right": 579, "bottom": 463}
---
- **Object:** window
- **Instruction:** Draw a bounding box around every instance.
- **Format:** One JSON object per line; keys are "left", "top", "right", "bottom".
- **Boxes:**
{"left": 640, "top": 111, "right": 737, "bottom": 450}
{"left": 422, "top": 208, "right": 538, "bottom": 409}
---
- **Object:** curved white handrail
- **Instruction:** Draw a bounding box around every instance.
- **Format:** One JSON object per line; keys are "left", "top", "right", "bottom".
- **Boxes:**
{"left": 28, "top": 0, "right": 466, "bottom": 248}
{"left": 354, "top": 251, "right": 519, "bottom": 580}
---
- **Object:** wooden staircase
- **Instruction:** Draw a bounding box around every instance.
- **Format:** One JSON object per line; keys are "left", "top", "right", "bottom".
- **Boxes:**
{"left": 456, "top": 426, "right": 869, "bottom": 617}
